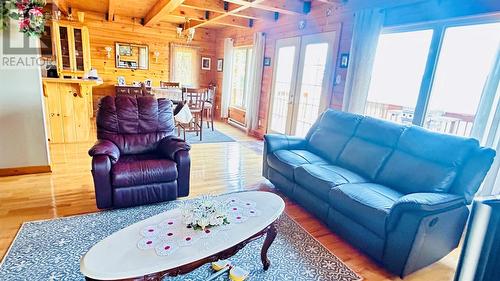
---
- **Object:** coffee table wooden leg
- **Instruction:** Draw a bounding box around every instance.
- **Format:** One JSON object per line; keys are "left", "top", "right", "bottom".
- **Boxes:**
{"left": 261, "top": 223, "right": 277, "bottom": 271}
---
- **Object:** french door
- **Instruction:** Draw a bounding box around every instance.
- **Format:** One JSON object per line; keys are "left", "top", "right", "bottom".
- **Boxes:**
{"left": 268, "top": 32, "right": 337, "bottom": 137}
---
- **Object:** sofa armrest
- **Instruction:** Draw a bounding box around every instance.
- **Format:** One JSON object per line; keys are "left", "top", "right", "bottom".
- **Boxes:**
{"left": 88, "top": 140, "right": 120, "bottom": 164}
{"left": 387, "top": 193, "right": 466, "bottom": 231}
{"left": 263, "top": 134, "right": 307, "bottom": 154}
{"left": 158, "top": 136, "right": 191, "bottom": 161}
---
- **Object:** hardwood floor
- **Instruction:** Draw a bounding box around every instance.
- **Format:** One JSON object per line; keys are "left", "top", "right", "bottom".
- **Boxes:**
{"left": 0, "top": 122, "right": 458, "bottom": 280}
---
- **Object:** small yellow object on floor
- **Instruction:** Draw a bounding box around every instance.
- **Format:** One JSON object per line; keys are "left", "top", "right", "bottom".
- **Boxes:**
{"left": 211, "top": 260, "right": 231, "bottom": 271}
{"left": 229, "top": 266, "right": 250, "bottom": 281}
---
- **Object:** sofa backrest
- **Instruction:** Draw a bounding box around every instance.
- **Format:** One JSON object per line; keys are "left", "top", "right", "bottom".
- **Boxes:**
{"left": 449, "top": 146, "right": 496, "bottom": 203}
{"left": 96, "top": 96, "right": 175, "bottom": 155}
{"left": 375, "top": 126, "right": 479, "bottom": 194}
{"left": 306, "top": 110, "right": 363, "bottom": 163}
{"left": 305, "top": 109, "right": 496, "bottom": 202}
{"left": 337, "top": 116, "right": 405, "bottom": 180}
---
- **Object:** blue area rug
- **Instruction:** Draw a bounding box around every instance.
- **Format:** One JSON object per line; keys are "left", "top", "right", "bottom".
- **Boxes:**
{"left": 0, "top": 196, "right": 361, "bottom": 281}
{"left": 182, "top": 129, "right": 235, "bottom": 144}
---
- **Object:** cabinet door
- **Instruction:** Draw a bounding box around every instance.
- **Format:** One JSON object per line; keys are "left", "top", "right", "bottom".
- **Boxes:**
{"left": 73, "top": 89, "right": 90, "bottom": 142}
{"left": 58, "top": 25, "right": 72, "bottom": 72}
{"left": 81, "top": 85, "right": 93, "bottom": 118}
{"left": 72, "top": 27, "right": 85, "bottom": 72}
{"left": 130, "top": 88, "right": 142, "bottom": 95}
{"left": 59, "top": 84, "right": 77, "bottom": 142}
{"left": 116, "top": 87, "right": 129, "bottom": 95}
{"left": 46, "top": 84, "right": 65, "bottom": 143}
{"left": 82, "top": 27, "right": 91, "bottom": 73}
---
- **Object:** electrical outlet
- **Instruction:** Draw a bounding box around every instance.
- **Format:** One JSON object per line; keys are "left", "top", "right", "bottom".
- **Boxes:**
{"left": 258, "top": 119, "right": 262, "bottom": 127}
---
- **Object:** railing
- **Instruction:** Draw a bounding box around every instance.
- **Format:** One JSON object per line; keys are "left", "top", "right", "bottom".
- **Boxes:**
{"left": 364, "top": 101, "right": 475, "bottom": 137}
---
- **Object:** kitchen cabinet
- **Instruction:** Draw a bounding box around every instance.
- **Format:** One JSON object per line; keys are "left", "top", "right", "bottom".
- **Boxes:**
{"left": 42, "top": 79, "right": 101, "bottom": 143}
{"left": 53, "top": 22, "right": 91, "bottom": 78}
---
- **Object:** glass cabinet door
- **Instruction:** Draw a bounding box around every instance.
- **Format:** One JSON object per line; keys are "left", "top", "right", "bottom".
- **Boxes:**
{"left": 59, "top": 26, "right": 71, "bottom": 71}
{"left": 73, "top": 28, "right": 85, "bottom": 71}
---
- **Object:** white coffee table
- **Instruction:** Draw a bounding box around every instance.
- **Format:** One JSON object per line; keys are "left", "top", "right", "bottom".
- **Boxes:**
{"left": 80, "top": 191, "right": 285, "bottom": 280}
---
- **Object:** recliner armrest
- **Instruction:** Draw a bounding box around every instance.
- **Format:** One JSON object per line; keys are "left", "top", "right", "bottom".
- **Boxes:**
{"left": 387, "top": 193, "right": 466, "bottom": 231}
{"left": 263, "top": 134, "right": 307, "bottom": 154}
{"left": 158, "top": 136, "right": 191, "bottom": 160}
{"left": 88, "top": 140, "right": 121, "bottom": 164}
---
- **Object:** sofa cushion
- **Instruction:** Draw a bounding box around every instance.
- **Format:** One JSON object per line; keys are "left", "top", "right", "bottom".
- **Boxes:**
{"left": 329, "top": 183, "right": 404, "bottom": 237}
{"left": 376, "top": 126, "right": 478, "bottom": 194}
{"left": 337, "top": 117, "right": 404, "bottom": 179}
{"left": 295, "top": 164, "right": 367, "bottom": 199}
{"left": 267, "top": 150, "right": 328, "bottom": 180}
{"left": 112, "top": 154, "right": 178, "bottom": 187}
{"left": 307, "top": 110, "right": 363, "bottom": 163}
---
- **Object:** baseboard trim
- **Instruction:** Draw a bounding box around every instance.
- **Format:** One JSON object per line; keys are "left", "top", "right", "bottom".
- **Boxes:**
{"left": 0, "top": 165, "right": 52, "bottom": 177}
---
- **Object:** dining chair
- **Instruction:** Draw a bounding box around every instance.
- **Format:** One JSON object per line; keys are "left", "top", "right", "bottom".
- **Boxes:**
{"left": 177, "top": 88, "right": 207, "bottom": 141}
{"left": 203, "top": 86, "right": 216, "bottom": 131}
{"left": 160, "top": 81, "right": 180, "bottom": 88}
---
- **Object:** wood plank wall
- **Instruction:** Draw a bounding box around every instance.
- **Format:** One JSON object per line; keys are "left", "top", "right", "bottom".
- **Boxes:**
{"left": 82, "top": 13, "right": 218, "bottom": 113}
{"left": 214, "top": 3, "right": 355, "bottom": 138}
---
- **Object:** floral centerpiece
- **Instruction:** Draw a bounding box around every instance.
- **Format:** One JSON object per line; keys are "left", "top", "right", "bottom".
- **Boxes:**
{"left": 180, "top": 195, "right": 230, "bottom": 230}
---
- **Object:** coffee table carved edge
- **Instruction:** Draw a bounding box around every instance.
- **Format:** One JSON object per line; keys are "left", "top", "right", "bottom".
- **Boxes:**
{"left": 84, "top": 222, "right": 278, "bottom": 281}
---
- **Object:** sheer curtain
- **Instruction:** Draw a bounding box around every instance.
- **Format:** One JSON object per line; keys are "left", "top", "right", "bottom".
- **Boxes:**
{"left": 170, "top": 43, "right": 200, "bottom": 88}
{"left": 221, "top": 38, "right": 234, "bottom": 119}
{"left": 342, "top": 8, "right": 385, "bottom": 113}
{"left": 245, "top": 32, "right": 265, "bottom": 132}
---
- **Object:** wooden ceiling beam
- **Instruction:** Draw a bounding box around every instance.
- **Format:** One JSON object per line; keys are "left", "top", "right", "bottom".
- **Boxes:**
{"left": 107, "top": 0, "right": 116, "bottom": 21}
{"left": 189, "top": 0, "right": 267, "bottom": 29}
{"left": 224, "top": 0, "right": 302, "bottom": 15}
{"left": 169, "top": 6, "right": 211, "bottom": 22}
{"left": 212, "top": 16, "right": 251, "bottom": 29}
{"left": 144, "top": 0, "right": 186, "bottom": 27}
{"left": 180, "top": 0, "right": 261, "bottom": 20}
{"left": 235, "top": 9, "right": 275, "bottom": 21}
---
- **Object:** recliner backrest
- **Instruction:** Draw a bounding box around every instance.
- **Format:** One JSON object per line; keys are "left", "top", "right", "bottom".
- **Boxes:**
{"left": 96, "top": 96, "right": 175, "bottom": 155}
{"left": 306, "top": 110, "right": 363, "bottom": 163}
{"left": 337, "top": 116, "right": 405, "bottom": 180}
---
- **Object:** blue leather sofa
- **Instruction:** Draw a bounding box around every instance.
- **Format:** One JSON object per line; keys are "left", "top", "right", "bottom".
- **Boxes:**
{"left": 263, "top": 110, "right": 496, "bottom": 277}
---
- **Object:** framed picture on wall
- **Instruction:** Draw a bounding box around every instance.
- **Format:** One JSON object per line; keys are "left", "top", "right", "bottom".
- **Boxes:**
{"left": 340, "top": 53, "right": 349, "bottom": 68}
{"left": 217, "top": 59, "right": 223, "bottom": 72}
{"left": 201, "top": 57, "right": 211, "bottom": 70}
{"left": 264, "top": 57, "right": 271, "bottom": 66}
{"left": 117, "top": 76, "right": 126, "bottom": 86}
{"left": 144, "top": 79, "right": 152, "bottom": 87}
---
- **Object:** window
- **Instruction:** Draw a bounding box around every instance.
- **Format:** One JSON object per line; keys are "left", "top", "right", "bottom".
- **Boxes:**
{"left": 230, "top": 47, "right": 253, "bottom": 109}
{"left": 170, "top": 44, "right": 199, "bottom": 87}
{"left": 423, "top": 22, "right": 500, "bottom": 136}
{"left": 365, "top": 30, "right": 433, "bottom": 125}
{"left": 365, "top": 19, "right": 500, "bottom": 138}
